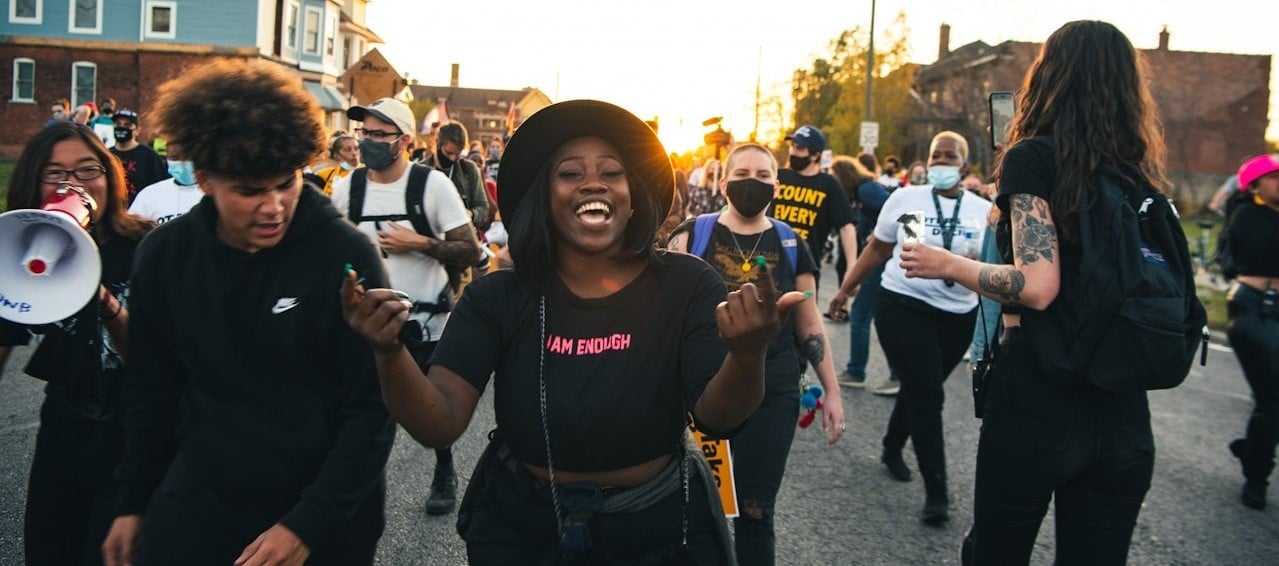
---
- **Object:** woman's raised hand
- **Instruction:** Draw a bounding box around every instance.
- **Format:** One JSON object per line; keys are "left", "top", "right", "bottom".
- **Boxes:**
{"left": 715, "top": 257, "right": 807, "bottom": 355}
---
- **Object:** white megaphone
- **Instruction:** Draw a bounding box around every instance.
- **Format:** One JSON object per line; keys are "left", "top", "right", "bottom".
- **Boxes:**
{"left": 0, "top": 183, "right": 101, "bottom": 325}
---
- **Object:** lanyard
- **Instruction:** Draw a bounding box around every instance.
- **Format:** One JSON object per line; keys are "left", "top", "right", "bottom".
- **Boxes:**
{"left": 931, "top": 189, "right": 964, "bottom": 287}
{"left": 931, "top": 189, "right": 965, "bottom": 251}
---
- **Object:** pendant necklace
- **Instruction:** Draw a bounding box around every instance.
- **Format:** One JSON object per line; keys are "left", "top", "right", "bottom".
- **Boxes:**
{"left": 729, "top": 229, "right": 764, "bottom": 272}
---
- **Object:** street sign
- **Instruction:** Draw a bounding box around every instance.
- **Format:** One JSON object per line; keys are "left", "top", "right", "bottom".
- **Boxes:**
{"left": 860, "top": 121, "right": 880, "bottom": 150}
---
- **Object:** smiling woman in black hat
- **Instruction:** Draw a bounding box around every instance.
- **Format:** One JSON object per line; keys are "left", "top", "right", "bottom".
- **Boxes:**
{"left": 342, "top": 99, "right": 804, "bottom": 564}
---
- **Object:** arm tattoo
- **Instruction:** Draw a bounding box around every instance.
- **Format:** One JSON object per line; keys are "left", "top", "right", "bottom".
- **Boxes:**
{"left": 428, "top": 224, "right": 482, "bottom": 268}
{"left": 978, "top": 265, "right": 1026, "bottom": 304}
{"left": 800, "top": 334, "right": 825, "bottom": 365}
{"left": 1009, "top": 194, "right": 1056, "bottom": 265}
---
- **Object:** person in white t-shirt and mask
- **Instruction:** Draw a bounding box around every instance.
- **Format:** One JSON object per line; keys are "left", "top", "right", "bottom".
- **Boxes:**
{"left": 828, "top": 131, "right": 992, "bottom": 526}
{"left": 128, "top": 143, "right": 203, "bottom": 225}
{"left": 330, "top": 98, "right": 482, "bottom": 518}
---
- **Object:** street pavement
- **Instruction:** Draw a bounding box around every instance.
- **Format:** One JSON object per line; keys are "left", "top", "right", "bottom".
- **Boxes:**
{"left": 1, "top": 259, "right": 1276, "bottom": 565}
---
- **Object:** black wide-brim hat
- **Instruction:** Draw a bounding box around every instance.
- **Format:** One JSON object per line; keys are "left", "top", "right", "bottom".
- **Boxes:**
{"left": 497, "top": 99, "right": 673, "bottom": 223}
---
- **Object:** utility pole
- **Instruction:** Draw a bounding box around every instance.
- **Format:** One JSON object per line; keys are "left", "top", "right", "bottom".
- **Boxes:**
{"left": 864, "top": 0, "right": 875, "bottom": 122}
{"left": 752, "top": 45, "right": 761, "bottom": 142}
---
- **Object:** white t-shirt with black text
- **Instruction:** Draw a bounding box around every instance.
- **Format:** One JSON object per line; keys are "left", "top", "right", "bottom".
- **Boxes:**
{"left": 331, "top": 166, "right": 471, "bottom": 341}
{"left": 128, "top": 178, "right": 203, "bottom": 225}
{"left": 873, "top": 185, "right": 992, "bottom": 313}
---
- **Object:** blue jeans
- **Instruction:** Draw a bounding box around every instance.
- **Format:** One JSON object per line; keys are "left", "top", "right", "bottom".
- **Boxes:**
{"left": 970, "top": 328, "right": 1154, "bottom": 565}
{"left": 970, "top": 227, "right": 1001, "bottom": 362}
{"left": 1226, "top": 284, "right": 1279, "bottom": 483}
{"left": 845, "top": 263, "right": 885, "bottom": 379}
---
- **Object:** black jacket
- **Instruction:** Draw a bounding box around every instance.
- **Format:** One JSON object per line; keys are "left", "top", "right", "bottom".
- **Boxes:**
{"left": 116, "top": 185, "right": 394, "bottom": 548}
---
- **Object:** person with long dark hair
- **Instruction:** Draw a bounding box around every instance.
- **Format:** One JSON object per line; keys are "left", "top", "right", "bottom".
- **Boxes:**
{"left": 0, "top": 121, "right": 153, "bottom": 564}
{"left": 1224, "top": 153, "right": 1279, "bottom": 510}
{"left": 342, "top": 100, "right": 803, "bottom": 564}
{"left": 895, "top": 21, "right": 1172, "bottom": 564}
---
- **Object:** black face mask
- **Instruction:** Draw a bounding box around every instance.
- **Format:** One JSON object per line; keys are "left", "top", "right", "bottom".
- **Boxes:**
{"left": 435, "top": 148, "right": 457, "bottom": 168}
{"left": 725, "top": 178, "right": 775, "bottom": 218}
{"left": 788, "top": 154, "right": 813, "bottom": 172}
{"left": 113, "top": 128, "right": 133, "bottom": 142}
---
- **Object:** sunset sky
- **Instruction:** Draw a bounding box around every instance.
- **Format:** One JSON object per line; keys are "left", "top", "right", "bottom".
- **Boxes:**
{"left": 367, "top": 0, "right": 1278, "bottom": 154}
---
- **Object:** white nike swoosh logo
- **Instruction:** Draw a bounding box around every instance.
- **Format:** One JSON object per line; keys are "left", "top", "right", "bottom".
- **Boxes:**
{"left": 272, "top": 298, "right": 300, "bottom": 314}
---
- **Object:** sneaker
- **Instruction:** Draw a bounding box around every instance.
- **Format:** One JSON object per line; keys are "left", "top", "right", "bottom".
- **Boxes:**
{"left": 425, "top": 463, "right": 458, "bottom": 515}
{"left": 1242, "top": 480, "right": 1267, "bottom": 510}
{"left": 838, "top": 371, "right": 867, "bottom": 388}
{"left": 881, "top": 451, "right": 912, "bottom": 482}
{"left": 872, "top": 382, "right": 900, "bottom": 396}
{"left": 921, "top": 498, "right": 951, "bottom": 525}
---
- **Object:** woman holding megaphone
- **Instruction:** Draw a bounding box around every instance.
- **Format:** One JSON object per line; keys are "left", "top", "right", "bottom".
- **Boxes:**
{"left": 0, "top": 122, "right": 153, "bottom": 564}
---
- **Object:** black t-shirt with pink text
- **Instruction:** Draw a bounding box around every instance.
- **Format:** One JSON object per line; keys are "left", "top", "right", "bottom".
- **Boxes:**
{"left": 430, "top": 253, "right": 728, "bottom": 472}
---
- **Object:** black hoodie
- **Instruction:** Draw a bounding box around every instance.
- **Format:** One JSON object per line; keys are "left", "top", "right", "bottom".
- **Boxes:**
{"left": 116, "top": 185, "right": 394, "bottom": 548}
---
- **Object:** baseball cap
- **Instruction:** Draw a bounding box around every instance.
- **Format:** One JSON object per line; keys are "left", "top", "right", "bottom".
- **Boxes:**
{"left": 1237, "top": 154, "right": 1279, "bottom": 188}
{"left": 786, "top": 125, "right": 827, "bottom": 154}
{"left": 347, "top": 98, "right": 414, "bottom": 136}
{"left": 113, "top": 109, "right": 139, "bottom": 125}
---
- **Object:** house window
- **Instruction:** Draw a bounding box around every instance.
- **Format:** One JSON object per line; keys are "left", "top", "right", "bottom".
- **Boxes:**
{"left": 145, "top": 1, "right": 176, "bottom": 39}
{"left": 71, "top": 61, "right": 96, "bottom": 107}
{"left": 303, "top": 7, "right": 322, "bottom": 55}
{"left": 10, "top": 0, "right": 42, "bottom": 24}
{"left": 325, "top": 13, "right": 338, "bottom": 56}
{"left": 343, "top": 37, "right": 352, "bottom": 67}
{"left": 69, "top": 0, "right": 102, "bottom": 34}
{"left": 285, "top": 2, "right": 299, "bottom": 51}
{"left": 12, "top": 59, "right": 35, "bottom": 102}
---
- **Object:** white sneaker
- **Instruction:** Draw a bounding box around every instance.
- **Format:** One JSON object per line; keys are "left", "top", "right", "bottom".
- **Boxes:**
{"left": 872, "top": 382, "right": 900, "bottom": 396}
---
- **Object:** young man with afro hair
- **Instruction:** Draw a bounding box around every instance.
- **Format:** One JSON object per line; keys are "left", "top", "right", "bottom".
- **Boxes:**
{"left": 102, "top": 59, "right": 395, "bottom": 566}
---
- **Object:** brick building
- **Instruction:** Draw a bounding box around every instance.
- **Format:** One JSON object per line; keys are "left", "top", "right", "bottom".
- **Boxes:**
{"left": 910, "top": 24, "right": 1271, "bottom": 209}
{"left": 408, "top": 65, "right": 552, "bottom": 148}
{"left": 0, "top": 0, "right": 384, "bottom": 157}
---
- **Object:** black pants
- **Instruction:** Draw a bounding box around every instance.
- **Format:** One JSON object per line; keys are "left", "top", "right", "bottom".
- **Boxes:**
{"left": 134, "top": 455, "right": 384, "bottom": 565}
{"left": 1227, "top": 284, "right": 1279, "bottom": 484}
{"left": 460, "top": 434, "right": 729, "bottom": 565}
{"left": 875, "top": 290, "right": 975, "bottom": 502}
{"left": 24, "top": 393, "right": 122, "bottom": 566}
{"left": 731, "top": 390, "right": 799, "bottom": 566}
{"left": 408, "top": 339, "right": 454, "bottom": 471}
{"left": 970, "top": 328, "right": 1154, "bottom": 566}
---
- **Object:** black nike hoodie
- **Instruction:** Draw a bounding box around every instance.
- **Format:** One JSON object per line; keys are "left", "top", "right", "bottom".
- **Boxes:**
{"left": 116, "top": 185, "right": 394, "bottom": 548}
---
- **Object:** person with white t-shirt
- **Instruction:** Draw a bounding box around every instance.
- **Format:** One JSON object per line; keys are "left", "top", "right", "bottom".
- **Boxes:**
{"left": 329, "top": 97, "right": 481, "bottom": 519}
{"left": 828, "top": 131, "right": 992, "bottom": 526}
{"left": 128, "top": 144, "right": 203, "bottom": 224}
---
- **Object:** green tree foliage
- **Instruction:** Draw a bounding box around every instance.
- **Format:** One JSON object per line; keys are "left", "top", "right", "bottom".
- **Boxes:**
{"left": 791, "top": 11, "right": 916, "bottom": 161}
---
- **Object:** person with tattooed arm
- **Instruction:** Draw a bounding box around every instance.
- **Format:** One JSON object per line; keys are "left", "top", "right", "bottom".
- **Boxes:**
{"left": 893, "top": 21, "right": 1170, "bottom": 564}
{"left": 669, "top": 143, "right": 844, "bottom": 564}
{"left": 828, "top": 131, "right": 991, "bottom": 525}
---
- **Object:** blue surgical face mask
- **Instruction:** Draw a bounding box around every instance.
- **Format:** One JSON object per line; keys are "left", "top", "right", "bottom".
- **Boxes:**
{"left": 167, "top": 160, "right": 196, "bottom": 186}
{"left": 927, "top": 165, "right": 961, "bottom": 190}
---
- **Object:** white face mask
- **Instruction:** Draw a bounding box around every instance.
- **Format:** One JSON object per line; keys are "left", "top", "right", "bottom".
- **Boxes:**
{"left": 339, "top": 161, "right": 357, "bottom": 172}
{"left": 927, "top": 165, "right": 962, "bottom": 190}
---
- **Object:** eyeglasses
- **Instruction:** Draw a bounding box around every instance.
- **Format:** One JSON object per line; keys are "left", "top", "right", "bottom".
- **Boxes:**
{"left": 41, "top": 165, "right": 107, "bottom": 183}
{"left": 356, "top": 128, "right": 401, "bottom": 142}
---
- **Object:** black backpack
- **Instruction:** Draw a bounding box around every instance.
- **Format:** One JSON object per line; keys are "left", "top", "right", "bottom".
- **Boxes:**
{"left": 1021, "top": 167, "right": 1207, "bottom": 393}
{"left": 1214, "top": 189, "right": 1254, "bottom": 280}
{"left": 346, "top": 164, "right": 457, "bottom": 311}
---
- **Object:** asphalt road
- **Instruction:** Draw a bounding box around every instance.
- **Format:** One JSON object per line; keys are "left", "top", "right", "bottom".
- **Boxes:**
{"left": 1, "top": 261, "right": 1276, "bottom": 564}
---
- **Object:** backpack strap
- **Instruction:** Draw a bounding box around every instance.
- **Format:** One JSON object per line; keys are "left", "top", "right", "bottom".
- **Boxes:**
{"left": 403, "top": 164, "right": 432, "bottom": 236}
{"left": 347, "top": 165, "right": 434, "bottom": 231}
{"left": 690, "top": 213, "right": 719, "bottom": 258}
{"left": 767, "top": 217, "right": 799, "bottom": 271}
{"left": 347, "top": 168, "right": 367, "bottom": 222}
{"left": 691, "top": 212, "right": 800, "bottom": 273}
